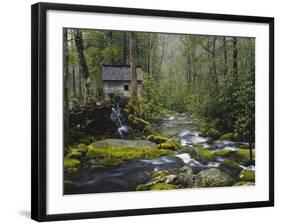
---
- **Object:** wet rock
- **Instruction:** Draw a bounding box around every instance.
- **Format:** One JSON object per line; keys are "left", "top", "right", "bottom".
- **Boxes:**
{"left": 186, "top": 146, "right": 216, "bottom": 165}
{"left": 219, "top": 132, "right": 235, "bottom": 141}
{"left": 197, "top": 168, "right": 234, "bottom": 187}
{"left": 239, "top": 170, "right": 255, "bottom": 182}
{"left": 178, "top": 166, "right": 193, "bottom": 186}
{"left": 92, "top": 139, "right": 156, "bottom": 148}
{"left": 219, "top": 159, "right": 243, "bottom": 178}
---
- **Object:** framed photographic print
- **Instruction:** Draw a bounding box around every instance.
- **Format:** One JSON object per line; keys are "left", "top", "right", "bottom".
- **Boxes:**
{"left": 31, "top": 2, "right": 274, "bottom": 222}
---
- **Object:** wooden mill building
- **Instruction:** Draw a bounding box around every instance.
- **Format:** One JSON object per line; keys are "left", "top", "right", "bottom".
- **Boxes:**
{"left": 102, "top": 65, "right": 143, "bottom": 100}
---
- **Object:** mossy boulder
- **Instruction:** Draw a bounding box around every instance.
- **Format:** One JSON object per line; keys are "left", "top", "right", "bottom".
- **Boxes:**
{"left": 219, "top": 159, "right": 243, "bottom": 178}
{"left": 164, "top": 130, "right": 179, "bottom": 138}
{"left": 219, "top": 132, "right": 235, "bottom": 141}
{"left": 136, "top": 170, "right": 178, "bottom": 191}
{"left": 128, "top": 114, "right": 156, "bottom": 135}
{"left": 157, "top": 142, "right": 180, "bottom": 151}
{"left": 200, "top": 126, "right": 221, "bottom": 139}
{"left": 229, "top": 149, "right": 255, "bottom": 166}
{"left": 86, "top": 143, "right": 174, "bottom": 167}
{"left": 239, "top": 170, "right": 255, "bottom": 182}
{"left": 213, "top": 149, "right": 234, "bottom": 157}
{"left": 187, "top": 146, "right": 216, "bottom": 165}
{"left": 206, "top": 137, "right": 214, "bottom": 144}
{"left": 151, "top": 183, "right": 178, "bottom": 190}
{"left": 92, "top": 139, "right": 156, "bottom": 148}
{"left": 233, "top": 181, "right": 255, "bottom": 186}
{"left": 197, "top": 168, "right": 234, "bottom": 187}
{"left": 178, "top": 166, "right": 193, "bottom": 186}
{"left": 146, "top": 134, "right": 169, "bottom": 144}
{"left": 64, "top": 158, "right": 80, "bottom": 173}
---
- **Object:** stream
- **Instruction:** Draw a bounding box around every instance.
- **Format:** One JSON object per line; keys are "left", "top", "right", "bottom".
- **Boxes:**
{"left": 65, "top": 114, "right": 255, "bottom": 194}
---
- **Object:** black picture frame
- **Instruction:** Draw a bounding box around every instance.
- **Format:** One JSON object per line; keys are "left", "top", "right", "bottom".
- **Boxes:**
{"left": 31, "top": 2, "right": 274, "bottom": 222}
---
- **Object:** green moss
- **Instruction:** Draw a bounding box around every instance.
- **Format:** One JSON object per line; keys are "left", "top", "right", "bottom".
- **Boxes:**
{"left": 196, "top": 146, "right": 216, "bottom": 161}
{"left": 146, "top": 134, "right": 168, "bottom": 144}
{"left": 151, "top": 183, "right": 178, "bottom": 190}
{"left": 213, "top": 149, "right": 233, "bottom": 157}
{"left": 239, "top": 170, "right": 255, "bottom": 182}
{"left": 136, "top": 183, "right": 152, "bottom": 191}
{"left": 151, "top": 170, "right": 170, "bottom": 180}
{"left": 157, "top": 142, "right": 179, "bottom": 150}
{"left": 219, "top": 159, "right": 243, "bottom": 177}
{"left": 219, "top": 132, "right": 235, "bottom": 141}
{"left": 236, "top": 149, "right": 255, "bottom": 158}
{"left": 64, "top": 180, "right": 74, "bottom": 185}
{"left": 64, "top": 158, "right": 80, "bottom": 168}
{"left": 164, "top": 131, "right": 179, "bottom": 138}
{"left": 229, "top": 149, "right": 255, "bottom": 166}
{"left": 86, "top": 145, "right": 174, "bottom": 163}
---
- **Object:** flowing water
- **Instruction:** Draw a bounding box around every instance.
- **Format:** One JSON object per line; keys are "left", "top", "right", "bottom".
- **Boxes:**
{"left": 66, "top": 114, "right": 255, "bottom": 194}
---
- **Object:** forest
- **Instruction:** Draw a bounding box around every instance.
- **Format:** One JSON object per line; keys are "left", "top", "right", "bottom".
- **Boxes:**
{"left": 63, "top": 28, "right": 255, "bottom": 194}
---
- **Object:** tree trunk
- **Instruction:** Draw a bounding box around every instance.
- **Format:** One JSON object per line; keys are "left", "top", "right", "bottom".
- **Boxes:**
{"left": 63, "top": 29, "right": 69, "bottom": 148}
{"left": 123, "top": 32, "right": 127, "bottom": 65}
{"left": 249, "top": 140, "right": 253, "bottom": 165}
{"left": 74, "top": 30, "right": 92, "bottom": 103}
{"left": 78, "top": 65, "right": 83, "bottom": 101}
{"left": 72, "top": 67, "right": 76, "bottom": 98}
{"left": 223, "top": 36, "right": 228, "bottom": 79}
{"left": 129, "top": 32, "right": 138, "bottom": 105}
{"left": 212, "top": 37, "right": 218, "bottom": 87}
{"left": 232, "top": 37, "right": 238, "bottom": 79}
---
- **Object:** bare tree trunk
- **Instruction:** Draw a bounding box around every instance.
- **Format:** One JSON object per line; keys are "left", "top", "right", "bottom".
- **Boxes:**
{"left": 212, "top": 37, "right": 218, "bottom": 87}
{"left": 129, "top": 32, "right": 138, "bottom": 105}
{"left": 223, "top": 37, "right": 228, "bottom": 79}
{"left": 232, "top": 37, "right": 238, "bottom": 79}
{"left": 123, "top": 32, "right": 127, "bottom": 65}
{"left": 74, "top": 30, "right": 92, "bottom": 103}
{"left": 63, "top": 29, "right": 69, "bottom": 148}
{"left": 78, "top": 65, "right": 83, "bottom": 101}
{"left": 72, "top": 67, "right": 76, "bottom": 98}
{"left": 249, "top": 140, "right": 253, "bottom": 165}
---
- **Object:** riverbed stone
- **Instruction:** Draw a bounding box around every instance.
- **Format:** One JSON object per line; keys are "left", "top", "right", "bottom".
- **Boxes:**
{"left": 239, "top": 169, "right": 255, "bottom": 182}
{"left": 197, "top": 168, "right": 234, "bottom": 187}
{"left": 178, "top": 166, "right": 193, "bottom": 185}
{"left": 219, "top": 159, "right": 243, "bottom": 178}
{"left": 92, "top": 139, "right": 157, "bottom": 148}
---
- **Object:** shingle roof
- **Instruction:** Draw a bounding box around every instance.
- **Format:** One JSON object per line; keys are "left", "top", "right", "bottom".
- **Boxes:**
{"left": 102, "top": 65, "right": 143, "bottom": 81}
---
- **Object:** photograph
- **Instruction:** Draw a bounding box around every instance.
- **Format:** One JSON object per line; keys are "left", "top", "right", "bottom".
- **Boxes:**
{"left": 63, "top": 28, "right": 256, "bottom": 195}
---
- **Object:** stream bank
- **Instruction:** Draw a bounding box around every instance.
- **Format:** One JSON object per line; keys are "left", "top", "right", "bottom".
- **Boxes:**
{"left": 64, "top": 112, "right": 255, "bottom": 194}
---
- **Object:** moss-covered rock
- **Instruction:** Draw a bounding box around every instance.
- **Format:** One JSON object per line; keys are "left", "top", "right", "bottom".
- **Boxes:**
{"left": 197, "top": 168, "right": 234, "bottom": 187}
{"left": 187, "top": 146, "right": 216, "bottom": 165}
{"left": 64, "top": 158, "right": 80, "bottom": 173}
{"left": 86, "top": 144, "right": 174, "bottom": 166}
{"left": 157, "top": 142, "right": 180, "bottom": 151}
{"left": 100, "top": 158, "right": 123, "bottom": 167}
{"left": 239, "top": 170, "right": 255, "bottom": 182}
{"left": 233, "top": 181, "right": 255, "bottom": 186}
{"left": 178, "top": 166, "right": 193, "bottom": 186}
{"left": 146, "top": 134, "right": 169, "bottom": 144}
{"left": 163, "top": 130, "right": 179, "bottom": 138}
{"left": 229, "top": 149, "right": 255, "bottom": 166}
{"left": 151, "top": 183, "right": 178, "bottom": 190}
{"left": 219, "top": 132, "right": 235, "bottom": 141}
{"left": 213, "top": 149, "right": 234, "bottom": 157}
{"left": 219, "top": 159, "right": 243, "bottom": 178}
{"left": 128, "top": 114, "right": 156, "bottom": 135}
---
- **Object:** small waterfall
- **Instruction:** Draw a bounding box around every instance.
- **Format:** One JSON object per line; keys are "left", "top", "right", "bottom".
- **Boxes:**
{"left": 110, "top": 105, "right": 129, "bottom": 137}
{"left": 111, "top": 107, "right": 122, "bottom": 127}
